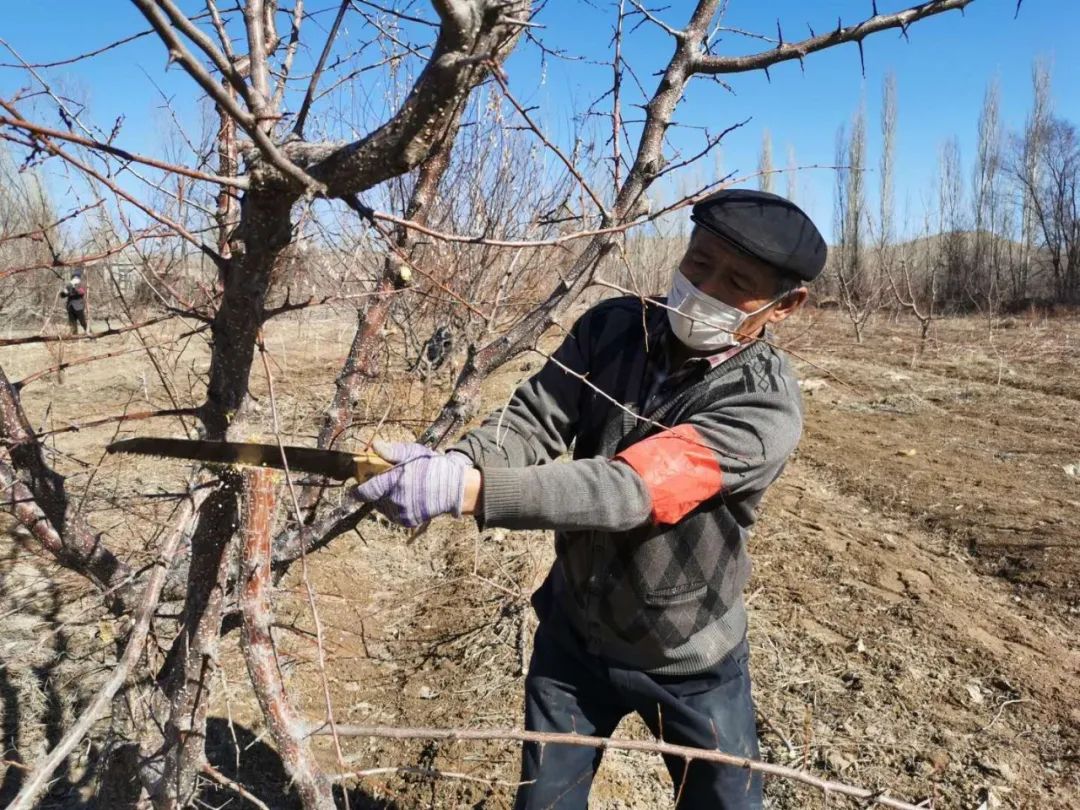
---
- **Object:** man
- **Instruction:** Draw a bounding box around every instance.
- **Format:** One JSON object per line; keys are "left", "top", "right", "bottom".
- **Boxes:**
{"left": 356, "top": 188, "right": 826, "bottom": 808}
{"left": 60, "top": 272, "right": 88, "bottom": 334}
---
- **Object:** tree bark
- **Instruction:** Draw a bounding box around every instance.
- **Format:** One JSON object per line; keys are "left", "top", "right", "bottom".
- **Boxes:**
{"left": 150, "top": 482, "right": 237, "bottom": 809}
{"left": 242, "top": 469, "right": 335, "bottom": 810}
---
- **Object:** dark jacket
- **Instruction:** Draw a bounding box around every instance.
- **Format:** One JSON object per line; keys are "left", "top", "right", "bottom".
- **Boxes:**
{"left": 62, "top": 281, "right": 87, "bottom": 311}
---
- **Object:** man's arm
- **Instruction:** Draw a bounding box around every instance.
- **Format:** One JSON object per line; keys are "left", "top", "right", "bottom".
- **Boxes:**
{"left": 616, "top": 391, "right": 802, "bottom": 526}
{"left": 354, "top": 308, "right": 613, "bottom": 529}
{"left": 450, "top": 310, "right": 593, "bottom": 469}
{"left": 463, "top": 457, "right": 651, "bottom": 532}
{"left": 464, "top": 379, "right": 802, "bottom": 533}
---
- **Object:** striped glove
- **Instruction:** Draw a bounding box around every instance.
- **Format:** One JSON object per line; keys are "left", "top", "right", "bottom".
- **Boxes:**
{"left": 354, "top": 441, "right": 472, "bottom": 528}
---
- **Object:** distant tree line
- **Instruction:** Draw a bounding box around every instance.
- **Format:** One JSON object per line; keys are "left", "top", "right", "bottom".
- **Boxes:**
{"left": 802, "top": 60, "right": 1077, "bottom": 341}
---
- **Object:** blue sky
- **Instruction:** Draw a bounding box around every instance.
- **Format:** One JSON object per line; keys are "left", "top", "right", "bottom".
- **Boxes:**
{"left": 524, "top": 0, "right": 1080, "bottom": 236}
{"left": 2, "top": 1, "right": 1077, "bottom": 241}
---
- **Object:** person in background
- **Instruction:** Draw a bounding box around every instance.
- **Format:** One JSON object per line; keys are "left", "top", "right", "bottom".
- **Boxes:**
{"left": 60, "top": 272, "right": 88, "bottom": 334}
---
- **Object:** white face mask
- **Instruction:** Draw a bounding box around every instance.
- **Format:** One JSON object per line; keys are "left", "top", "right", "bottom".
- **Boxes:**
{"left": 666, "top": 270, "right": 778, "bottom": 352}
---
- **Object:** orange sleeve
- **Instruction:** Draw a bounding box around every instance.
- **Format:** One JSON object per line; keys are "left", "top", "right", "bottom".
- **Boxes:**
{"left": 615, "top": 424, "right": 723, "bottom": 526}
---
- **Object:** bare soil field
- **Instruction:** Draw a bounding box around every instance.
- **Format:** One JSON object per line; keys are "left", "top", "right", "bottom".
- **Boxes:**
{"left": 1, "top": 308, "right": 1078, "bottom": 809}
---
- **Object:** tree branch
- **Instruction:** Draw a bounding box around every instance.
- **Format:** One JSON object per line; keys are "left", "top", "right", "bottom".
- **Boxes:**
{"left": 693, "top": 0, "right": 974, "bottom": 75}
{"left": 6, "top": 487, "right": 206, "bottom": 810}
{"left": 287, "top": 0, "right": 531, "bottom": 197}
{"left": 243, "top": 0, "right": 272, "bottom": 114}
{"left": 204, "top": 0, "right": 236, "bottom": 62}
{"left": 296, "top": 121, "right": 462, "bottom": 522}
{"left": 310, "top": 723, "right": 924, "bottom": 810}
{"left": 0, "top": 315, "right": 177, "bottom": 346}
{"left": 130, "top": 0, "right": 323, "bottom": 194}
{"left": 0, "top": 109, "right": 249, "bottom": 189}
{"left": 145, "top": 0, "right": 255, "bottom": 106}
{"left": 293, "top": 0, "right": 350, "bottom": 137}
{"left": 155, "top": 480, "right": 237, "bottom": 808}
{"left": 0, "top": 108, "right": 223, "bottom": 264}
{"left": 0, "top": 366, "right": 134, "bottom": 602}
{"left": 271, "top": 0, "right": 305, "bottom": 110}
{"left": 489, "top": 66, "right": 607, "bottom": 215}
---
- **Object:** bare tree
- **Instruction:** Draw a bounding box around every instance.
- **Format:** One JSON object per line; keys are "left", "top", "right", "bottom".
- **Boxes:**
{"left": 0, "top": 2, "right": 983, "bottom": 807}
{"left": 971, "top": 77, "right": 1005, "bottom": 319}
{"left": 938, "top": 135, "right": 968, "bottom": 306}
{"left": 0, "top": 144, "right": 65, "bottom": 320}
{"left": 758, "top": 128, "right": 774, "bottom": 192}
{"left": 1013, "top": 59, "right": 1052, "bottom": 303}
{"left": 1008, "top": 61, "right": 1079, "bottom": 306}
{"left": 891, "top": 202, "right": 939, "bottom": 360}
{"left": 832, "top": 102, "right": 877, "bottom": 342}
{"left": 1014, "top": 117, "right": 1080, "bottom": 304}
{"left": 877, "top": 72, "right": 898, "bottom": 311}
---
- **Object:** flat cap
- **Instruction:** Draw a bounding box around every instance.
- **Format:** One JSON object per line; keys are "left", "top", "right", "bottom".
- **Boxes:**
{"left": 691, "top": 188, "right": 827, "bottom": 282}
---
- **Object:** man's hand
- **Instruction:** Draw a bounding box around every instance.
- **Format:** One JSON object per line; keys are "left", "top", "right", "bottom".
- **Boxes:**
{"left": 354, "top": 441, "right": 476, "bottom": 528}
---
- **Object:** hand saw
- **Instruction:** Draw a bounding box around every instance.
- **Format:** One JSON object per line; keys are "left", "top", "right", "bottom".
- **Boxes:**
{"left": 106, "top": 437, "right": 393, "bottom": 482}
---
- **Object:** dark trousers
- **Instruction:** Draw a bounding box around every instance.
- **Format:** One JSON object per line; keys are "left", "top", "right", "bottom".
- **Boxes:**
{"left": 67, "top": 307, "right": 87, "bottom": 332}
{"left": 515, "top": 622, "right": 762, "bottom": 809}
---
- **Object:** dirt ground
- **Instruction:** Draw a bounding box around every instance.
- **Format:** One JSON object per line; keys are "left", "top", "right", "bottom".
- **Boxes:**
{"left": 1, "top": 307, "right": 1078, "bottom": 809}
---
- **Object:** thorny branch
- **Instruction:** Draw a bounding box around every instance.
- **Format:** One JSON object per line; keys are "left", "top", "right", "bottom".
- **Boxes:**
{"left": 312, "top": 724, "right": 925, "bottom": 810}
{"left": 694, "top": 0, "right": 974, "bottom": 75}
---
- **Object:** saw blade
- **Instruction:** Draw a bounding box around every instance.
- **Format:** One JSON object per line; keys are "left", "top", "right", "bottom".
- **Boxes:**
{"left": 107, "top": 437, "right": 389, "bottom": 481}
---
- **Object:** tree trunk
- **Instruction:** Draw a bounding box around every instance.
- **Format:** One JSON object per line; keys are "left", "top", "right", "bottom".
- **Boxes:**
{"left": 149, "top": 483, "right": 237, "bottom": 808}
{"left": 200, "top": 189, "right": 296, "bottom": 440}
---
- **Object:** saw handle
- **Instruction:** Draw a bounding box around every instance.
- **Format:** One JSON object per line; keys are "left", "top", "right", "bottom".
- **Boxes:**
{"left": 351, "top": 453, "right": 395, "bottom": 482}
